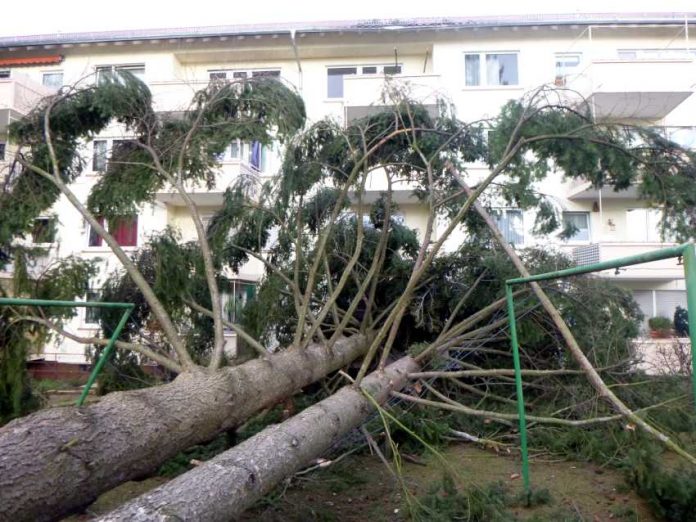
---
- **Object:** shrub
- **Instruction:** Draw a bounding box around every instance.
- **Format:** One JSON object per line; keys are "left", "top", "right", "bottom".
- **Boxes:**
{"left": 648, "top": 316, "right": 672, "bottom": 333}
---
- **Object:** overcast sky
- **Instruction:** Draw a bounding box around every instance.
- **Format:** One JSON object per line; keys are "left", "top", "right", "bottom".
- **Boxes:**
{"left": 1, "top": 0, "right": 694, "bottom": 37}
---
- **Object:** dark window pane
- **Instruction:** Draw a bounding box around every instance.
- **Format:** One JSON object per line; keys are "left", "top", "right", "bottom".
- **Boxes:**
{"left": 383, "top": 65, "right": 401, "bottom": 75}
{"left": 0, "top": 70, "right": 10, "bottom": 79}
{"left": 252, "top": 70, "right": 281, "bottom": 77}
{"left": 362, "top": 66, "right": 377, "bottom": 74}
{"left": 32, "top": 218, "right": 56, "bottom": 243}
{"left": 232, "top": 71, "right": 247, "bottom": 79}
{"left": 88, "top": 217, "right": 105, "bottom": 247}
{"left": 210, "top": 72, "right": 227, "bottom": 80}
{"left": 0, "top": 143, "right": 5, "bottom": 161}
{"left": 85, "top": 290, "right": 101, "bottom": 324}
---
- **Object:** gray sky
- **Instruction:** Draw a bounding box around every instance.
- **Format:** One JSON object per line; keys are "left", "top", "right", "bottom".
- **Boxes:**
{"left": 2, "top": 0, "right": 694, "bottom": 37}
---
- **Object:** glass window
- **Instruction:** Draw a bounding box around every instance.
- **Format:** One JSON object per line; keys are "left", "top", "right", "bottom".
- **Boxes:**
{"left": 0, "top": 70, "right": 10, "bottom": 79}
{"left": 555, "top": 53, "right": 581, "bottom": 83}
{"left": 42, "top": 71, "right": 63, "bottom": 89}
{"left": 626, "top": 208, "right": 664, "bottom": 242}
{"left": 84, "top": 289, "right": 101, "bottom": 325}
{"left": 31, "top": 218, "right": 56, "bottom": 244}
{"left": 88, "top": 216, "right": 137, "bottom": 247}
{"left": 209, "top": 71, "right": 227, "bottom": 80}
{"left": 92, "top": 140, "right": 107, "bottom": 171}
{"left": 251, "top": 70, "right": 281, "bottom": 78}
{"left": 362, "top": 66, "right": 377, "bottom": 74}
{"left": 0, "top": 142, "right": 5, "bottom": 161}
{"left": 493, "top": 209, "right": 524, "bottom": 245}
{"left": 383, "top": 65, "right": 402, "bottom": 75}
{"left": 486, "top": 53, "right": 518, "bottom": 86}
{"left": 562, "top": 212, "right": 590, "bottom": 242}
{"left": 464, "top": 54, "right": 480, "bottom": 86}
{"left": 327, "top": 67, "right": 358, "bottom": 98}
{"left": 221, "top": 280, "right": 257, "bottom": 325}
{"left": 96, "top": 64, "right": 145, "bottom": 85}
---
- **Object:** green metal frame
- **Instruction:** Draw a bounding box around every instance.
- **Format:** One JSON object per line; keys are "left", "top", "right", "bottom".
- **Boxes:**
{"left": 505, "top": 242, "right": 696, "bottom": 493}
{"left": 0, "top": 298, "right": 134, "bottom": 406}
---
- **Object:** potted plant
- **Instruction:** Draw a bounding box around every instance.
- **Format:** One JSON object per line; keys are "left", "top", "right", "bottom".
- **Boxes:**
{"left": 648, "top": 316, "right": 673, "bottom": 339}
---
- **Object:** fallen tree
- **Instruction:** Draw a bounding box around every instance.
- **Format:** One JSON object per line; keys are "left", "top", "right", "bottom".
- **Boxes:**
{"left": 98, "top": 356, "right": 418, "bottom": 521}
{"left": 1, "top": 78, "right": 695, "bottom": 521}
{"left": 0, "top": 336, "right": 366, "bottom": 521}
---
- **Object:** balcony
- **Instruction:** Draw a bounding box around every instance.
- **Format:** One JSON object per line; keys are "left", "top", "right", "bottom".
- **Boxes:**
{"left": 565, "top": 58, "right": 694, "bottom": 120}
{"left": 570, "top": 242, "right": 684, "bottom": 280}
{"left": 156, "top": 162, "right": 260, "bottom": 206}
{"left": 342, "top": 74, "right": 442, "bottom": 123}
{"left": 0, "top": 75, "right": 54, "bottom": 134}
{"left": 565, "top": 178, "right": 640, "bottom": 200}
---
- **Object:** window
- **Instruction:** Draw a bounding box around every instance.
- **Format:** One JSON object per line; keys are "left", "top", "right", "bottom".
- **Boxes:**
{"left": 42, "top": 71, "right": 63, "bottom": 89}
{"left": 88, "top": 216, "right": 138, "bottom": 247}
{"left": 0, "top": 70, "right": 9, "bottom": 79}
{"left": 221, "top": 280, "right": 257, "bottom": 325}
{"left": 31, "top": 217, "right": 56, "bottom": 244}
{"left": 92, "top": 140, "right": 107, "bottom": 171}
{"left": 493, "top": 209, "right": 524, "bottom": 245}
{"left": 326, "top": 64, "right": 402, "bottom": 98}
{"left": 562, "top": 212, "right": 590, "bottom": 242}
{"left": 554, "top": 53, "right": 581, "bottom": 85}
{"left": 625, "top": 208, "right": 665, "bottom": 243}
{"left": 0, "top": 142, "right": 5, "bottom": 161}
{"left": 208, "top": 69, "right": 281, "bottom": 81}
{"left": 96, "top": 64, "right": 145, "bottom": 84}
{"left": 84, "top": 289, "right": 101, "bottom": 325}
{"left": 465, "top": 52, "right": 519, "bottom": 86}
{"left": 216, "top": 140, "right": 267, "bottom": 171}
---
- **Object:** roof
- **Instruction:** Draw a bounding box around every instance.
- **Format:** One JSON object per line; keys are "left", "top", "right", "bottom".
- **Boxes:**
{"left": 0, "top": 12, "right": 694, "bottom": 49}
{"left": 0, "top": 55, "right": 63, "bottom": 67}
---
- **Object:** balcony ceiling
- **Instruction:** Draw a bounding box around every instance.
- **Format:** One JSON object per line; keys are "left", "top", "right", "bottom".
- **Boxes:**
{"left": 567, "top": 181, "right": 640, "bottom": 200}
{"left": 590, "top": 91, "right": 693, "bottom": 120}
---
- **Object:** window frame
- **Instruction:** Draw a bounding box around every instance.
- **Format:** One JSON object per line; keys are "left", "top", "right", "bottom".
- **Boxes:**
{"left": 30, "top": 217, "right": 57, "bottom": 245}
{"left": 554, "top": 52, "right": 582, "bottom": 85}
{"left": 96, "top": 64, "right": 145, "bottom": 85}
{"left": 42, "top": 70, "right": 64, "bottom": 89}
{"left": 492, "top": 208, "right": 525, "bottom": 246}
{"left": 463, "top": 51, "right": 520, "bottom": 88}
{"left": 87, "top": 215, "right": 139, "bottom": 249}
{"left": 326, "top": 63, "right": 403, "bottom": 99}
{"left": 561, "top": 211, "right": 591, "bottom": 243}
{"left": 220, "top": 279, "right": 257, "bottom": 327}
{"left": 208, "top": 68, "right": 281, "bottom": 81}
{"left": 83, "top": 289, "right": 101, "bottom": 326}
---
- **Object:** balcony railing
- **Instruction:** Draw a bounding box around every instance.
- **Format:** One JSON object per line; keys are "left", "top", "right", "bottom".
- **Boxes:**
{"left": 571, "top": 242, "right": 684, "bottom": 279}
{"left": 0, "top": 75, "right": 54, "bottom": 114}
{"left": 342, "top": 74, "right": 442, "bottom": 122}
{"left": 564, "top": 58, "right": 694, "bottom": 119}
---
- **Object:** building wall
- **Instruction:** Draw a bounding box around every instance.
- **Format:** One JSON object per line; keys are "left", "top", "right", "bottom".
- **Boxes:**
{"left": 1, "top": 20, "right": 694, "bottom": 363}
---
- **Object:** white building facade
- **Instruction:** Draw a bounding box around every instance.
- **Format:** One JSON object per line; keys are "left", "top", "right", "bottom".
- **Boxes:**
{"left": 0, "top": 13, "right": 694, "bottom": 365}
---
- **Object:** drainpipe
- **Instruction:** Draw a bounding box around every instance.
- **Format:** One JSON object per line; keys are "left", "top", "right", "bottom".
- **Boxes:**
{"left": 289, "top": 29, "right": 303, "bottom": 94}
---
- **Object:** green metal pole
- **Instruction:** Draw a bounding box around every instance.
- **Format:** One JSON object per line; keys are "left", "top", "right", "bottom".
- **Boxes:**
{"left": 76, "top": 307, "right": 132, "bottom": 406}
{"left": 506, "top": 283, "right": 531, "bottom": 494}
{"left": 682, "top": 243, "right": 696, "bottom": 411}
{"left": 508, "top": 243, "right": 689, "bottom": 285}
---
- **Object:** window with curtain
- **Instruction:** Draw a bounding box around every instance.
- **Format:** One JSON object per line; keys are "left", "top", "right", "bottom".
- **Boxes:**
{"left": 562, "top": 212, "right": 590, "bottom": 242}
{"left": 465, "top": 52, "right": 518, "bottom": 86}
{"left": 221, "top": 280, "right": 257, "bottom": 325}
{"left": 88, "top": 216, "right": 138, "bottom": 247}
{"left": 493, "top": 209, "right": 524, "bottom": 245}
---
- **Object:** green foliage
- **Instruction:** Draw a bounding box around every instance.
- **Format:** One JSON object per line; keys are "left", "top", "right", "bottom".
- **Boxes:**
{"left": 674, "top": 306, "right": 689, "bottom": 336}
{"left": 624, "top": 448, "right": 696, "bottom": 521}
{"left": 648, "top": 316, "right": 672, "bottom": 332}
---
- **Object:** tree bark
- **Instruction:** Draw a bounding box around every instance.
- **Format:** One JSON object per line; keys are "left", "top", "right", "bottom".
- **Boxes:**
{"left": 0, "top": 336, "right": 367, "bottom": 522}
{"left": 98, "top": 356, "right": 419, "bottom": 521}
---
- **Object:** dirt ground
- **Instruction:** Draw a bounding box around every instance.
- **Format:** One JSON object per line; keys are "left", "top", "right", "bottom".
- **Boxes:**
{"left": 68, "top": 443, "right": 656, "bottom": 521}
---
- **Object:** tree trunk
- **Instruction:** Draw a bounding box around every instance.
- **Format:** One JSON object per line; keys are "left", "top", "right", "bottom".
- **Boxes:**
{"left": 0, "top": 336, "right": 367, "bottom": 522}
{"left": 98, "top": 356, "right": 419, "bottom": 521}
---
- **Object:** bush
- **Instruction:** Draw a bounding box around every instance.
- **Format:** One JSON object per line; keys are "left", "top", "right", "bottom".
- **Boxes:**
{"left": 674, "top": 306, "right": 689, "bottom": 337}
{"left": 648, "top": 316, "right": 672, "bottom": 332}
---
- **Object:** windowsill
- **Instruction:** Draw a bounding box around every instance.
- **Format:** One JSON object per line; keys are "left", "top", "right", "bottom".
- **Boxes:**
{"left": 462, "top": 85, "right": 524, "bottom": 91}
{"left": 324, "top": 98, "right": 345, "bottom": 103}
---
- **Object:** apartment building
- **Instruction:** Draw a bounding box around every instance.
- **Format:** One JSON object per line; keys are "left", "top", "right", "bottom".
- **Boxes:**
{"left": 0, "top": 13, "right": 694, "bottom": 365}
